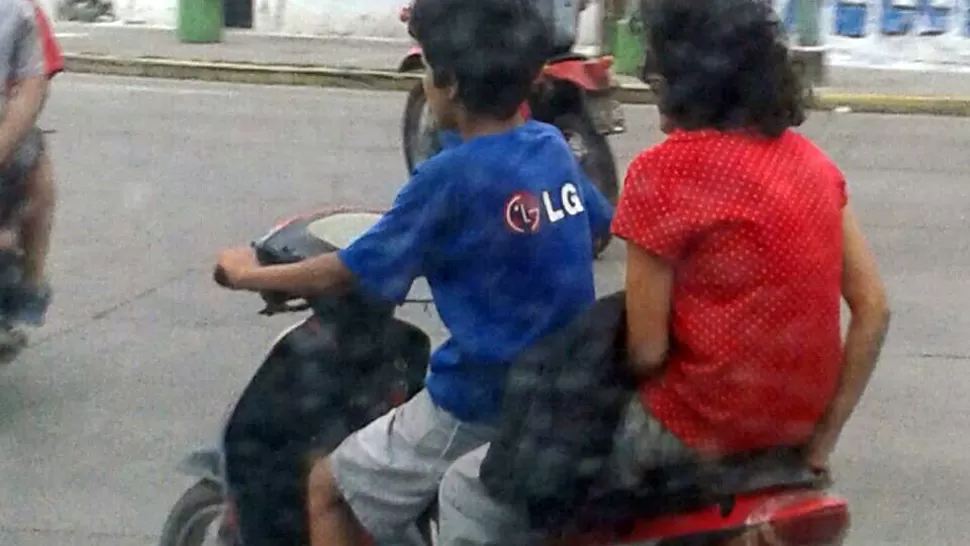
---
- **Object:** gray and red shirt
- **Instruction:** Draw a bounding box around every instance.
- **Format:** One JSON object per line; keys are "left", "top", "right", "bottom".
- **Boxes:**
{"left": 0, "top": 0, "right": 47, "bottom": 105}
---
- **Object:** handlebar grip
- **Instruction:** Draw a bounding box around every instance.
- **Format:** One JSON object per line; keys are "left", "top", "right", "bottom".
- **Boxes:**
{"left": 213, "top": 265, "right": 232, "bottom": 288}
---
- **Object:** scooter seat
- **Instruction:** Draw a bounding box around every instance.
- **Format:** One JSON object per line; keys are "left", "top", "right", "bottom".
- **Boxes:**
{"left": 568, "top": 447, "right": 822, "bottom": 528}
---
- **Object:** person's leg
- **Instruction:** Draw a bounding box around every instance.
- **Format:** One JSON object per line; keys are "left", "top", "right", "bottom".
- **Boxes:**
{"left": 20, "top": 147, "right": 54, "bottom": 286}
{"left": 15, "top": 147, "right": 54, "bottom": 324}
{"left": 597, "top": 396, "right": 697, "bottom": 492}
{"left": 437, "top": 398, "right": 696, "bottom": 545}
{"left": 4, "top": 128, "right": 54, "bottom": 326}
{"left": 438, "top": 444, "right": 544, "bottom": 546}
{"left": 306, "top": 458, "right": 365, "bottom": 545}
{"left": 306, "top": 389, "right": 494, "bottom": 546}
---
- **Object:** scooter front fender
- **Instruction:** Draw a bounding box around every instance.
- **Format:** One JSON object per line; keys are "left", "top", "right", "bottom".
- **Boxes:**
{"left": 176, "top": 448, "right": 223, "bottom": 484}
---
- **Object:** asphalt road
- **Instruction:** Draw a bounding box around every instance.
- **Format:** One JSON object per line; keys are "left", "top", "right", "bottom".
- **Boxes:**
{"left": 0, "top": 74, "right": 966, "bottom": 545}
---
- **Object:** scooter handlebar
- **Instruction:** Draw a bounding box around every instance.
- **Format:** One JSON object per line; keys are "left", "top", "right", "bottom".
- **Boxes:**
{"left": 257, "top": 290, "right": 310, "bottom": 316}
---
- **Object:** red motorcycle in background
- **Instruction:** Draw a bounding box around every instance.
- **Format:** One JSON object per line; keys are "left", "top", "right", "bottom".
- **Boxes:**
{"left": 397, "top": 4, "right": 625, "bottom": 257}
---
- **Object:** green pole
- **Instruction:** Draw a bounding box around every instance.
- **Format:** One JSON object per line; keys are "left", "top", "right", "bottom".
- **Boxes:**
{"left": 796, "top": 0, "right": 821, "bottom": 47}
{"left": 600, "top": 0, "right": 622, "bottom": 56}
{"left": 177, "top": 0, "right": 224, "bottom": 43}
{"left": 603, "top": 0, "right": 646, "bottom": 76}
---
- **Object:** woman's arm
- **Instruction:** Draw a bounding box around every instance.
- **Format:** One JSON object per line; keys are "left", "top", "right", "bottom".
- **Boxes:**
{"left": 624, "top": 241, "right": 675, "bottom": 378}
{"left": 806, "top": 206, "right": 890, "bottom": 467}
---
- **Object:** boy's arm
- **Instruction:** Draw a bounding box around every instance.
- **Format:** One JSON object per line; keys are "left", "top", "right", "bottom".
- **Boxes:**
{"left": 223, "top": 165, "right": 452, "bottom": 303}
{"left": 579, "top": 171, "right": 615, "bottom": 240}
{"left": 223, "top": 250, "right": 354, "bottom": 295}
{"left": 337, "top": 165, "right": 451, "bottom": 303}
{"left": 0, "top": 2, "right": 48, "bottom": 164}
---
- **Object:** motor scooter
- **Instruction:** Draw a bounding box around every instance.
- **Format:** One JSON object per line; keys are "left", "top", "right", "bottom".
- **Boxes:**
{"left": 159, "top": 208, "right": 851, "bottom": 546}
{"left": 397, "top": 4, "right": 624, "bottom": 258}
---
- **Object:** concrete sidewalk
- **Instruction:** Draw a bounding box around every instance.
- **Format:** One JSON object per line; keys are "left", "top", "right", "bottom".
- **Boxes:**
{"left": 54, "top": 22, "right": 970, "bottom": 115}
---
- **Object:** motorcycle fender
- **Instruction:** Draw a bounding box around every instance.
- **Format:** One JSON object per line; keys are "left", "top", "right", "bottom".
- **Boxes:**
{"left": 176, "top": 448, "right": 224, "bottom": 484}
{"left": 398, "top": 46, "right": 424, "bottom": 73}
{"left": 542, "top": 58, "right": 613, "bottom": 92}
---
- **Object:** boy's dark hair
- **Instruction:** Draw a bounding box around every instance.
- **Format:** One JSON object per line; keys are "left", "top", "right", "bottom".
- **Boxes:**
{"left": 641, "top": 0, "right": 805, "bottom": 138}
{"left": 408, "top": 0, "right": 551, "bottom": 119}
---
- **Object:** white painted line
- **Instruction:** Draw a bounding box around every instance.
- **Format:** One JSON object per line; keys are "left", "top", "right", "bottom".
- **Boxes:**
{"left": 54, "top": 32, "right": 89, "bottom": 38}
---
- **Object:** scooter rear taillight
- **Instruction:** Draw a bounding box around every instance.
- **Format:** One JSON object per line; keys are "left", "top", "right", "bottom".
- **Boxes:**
{"left": 735, "top": 492, "right": 850, "bottom": 545}
{"left": 763, "top": 507, "right": 849, "bottom": 545}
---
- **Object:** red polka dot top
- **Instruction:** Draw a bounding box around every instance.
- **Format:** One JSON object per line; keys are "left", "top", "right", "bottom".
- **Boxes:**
{"left": 612, "top": 128, "right": 847, "bottom": 457}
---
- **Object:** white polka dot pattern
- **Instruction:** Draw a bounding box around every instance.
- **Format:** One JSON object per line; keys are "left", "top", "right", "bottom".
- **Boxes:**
{"left": 611, "top": 129, "right": 847, "bottom": 457}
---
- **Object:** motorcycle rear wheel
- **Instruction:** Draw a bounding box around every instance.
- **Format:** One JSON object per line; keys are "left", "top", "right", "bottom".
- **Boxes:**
{"left": 402, "top": 83, "right": 441, "bottom": 173}
{"left": 158, "top": 479, "right": 224, "bottom": 546}
{"left": 551, "top": 111, "right": 618, "bottom": 257}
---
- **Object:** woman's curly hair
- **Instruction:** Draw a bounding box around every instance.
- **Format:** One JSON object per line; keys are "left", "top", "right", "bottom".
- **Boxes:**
{"left": 641, "top": 0, "right": 806, "bottom": 138}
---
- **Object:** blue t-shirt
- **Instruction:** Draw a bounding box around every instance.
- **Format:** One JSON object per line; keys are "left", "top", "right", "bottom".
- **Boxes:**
{"left": 339, "top": 120, "right": 614, "bottom": 422}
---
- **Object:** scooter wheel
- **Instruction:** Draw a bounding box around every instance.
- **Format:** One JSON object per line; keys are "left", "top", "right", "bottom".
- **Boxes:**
{"left": 158, "top": 479, "right": 225, "bottom": 546}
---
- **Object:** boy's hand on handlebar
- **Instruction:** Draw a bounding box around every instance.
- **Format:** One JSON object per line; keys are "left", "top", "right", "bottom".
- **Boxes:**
{"left": 214, "top": 246, "right": 259, "bottom": 290}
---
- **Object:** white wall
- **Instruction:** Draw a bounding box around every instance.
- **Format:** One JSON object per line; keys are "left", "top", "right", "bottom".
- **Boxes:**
{"left": 51, "top": 0, "right": 970, "bottom": 67}
{"left": 57, "top": 0, "right": 605, "bottom": 42}
{"left": 249, "top": 0, "right": 606, "bottom": 42}
{"left": 252, "top": 0, "right": 404, "bottom": 37}
{"left": 109, "top": 0, "right": 174, "bottom": 25}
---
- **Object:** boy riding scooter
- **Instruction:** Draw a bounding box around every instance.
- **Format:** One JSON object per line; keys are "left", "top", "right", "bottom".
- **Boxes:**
{"left": 213, "top": 0, "right": 614, "bottom": 544}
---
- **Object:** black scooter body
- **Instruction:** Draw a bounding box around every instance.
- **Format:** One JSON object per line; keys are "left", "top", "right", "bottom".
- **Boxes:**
{"left": 177, "top": 211, "right": 432, "bottom": 546}
{"left": 227, "top": 313, "right": 429, "bottom": 545}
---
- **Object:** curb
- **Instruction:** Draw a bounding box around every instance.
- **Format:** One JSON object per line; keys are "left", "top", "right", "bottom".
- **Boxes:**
{"left": 63, "top": 54, "right": 423, "bottom": 92}
{"left": 63, "top": 53, "right": 970, "bottom": 117}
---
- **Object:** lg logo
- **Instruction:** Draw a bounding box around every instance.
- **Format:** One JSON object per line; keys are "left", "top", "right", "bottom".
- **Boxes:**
{"left": 504, "top": 182, "right": 586, "bottom": 234}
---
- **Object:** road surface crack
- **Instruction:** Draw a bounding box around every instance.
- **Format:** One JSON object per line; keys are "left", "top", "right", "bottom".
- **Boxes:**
{"left": 0, "top": 525, "right": 155, "bottom": 539}
{"left": 912, "top": 351, "right": 970, "bottom": 361}
{"left": 29, "top": 266, "right": 203, "bottom": 347}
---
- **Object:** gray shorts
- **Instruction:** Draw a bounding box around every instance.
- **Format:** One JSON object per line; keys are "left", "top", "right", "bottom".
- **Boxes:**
{"left": 437, "top": 398, "right": 696, "bottom": 545}
{"left": 0, "top": 127, "right": 43, "bottom": 186}
{"left": 0, "top": 127, "right": 42, "bottom": 225}
{"left": 330, "top": 388, "right": 495, "bottom": 542}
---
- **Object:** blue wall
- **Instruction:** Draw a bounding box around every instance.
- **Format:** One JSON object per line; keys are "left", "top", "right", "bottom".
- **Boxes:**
{"left": 779, "top": 0, "right": 965, "bottom": 38}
